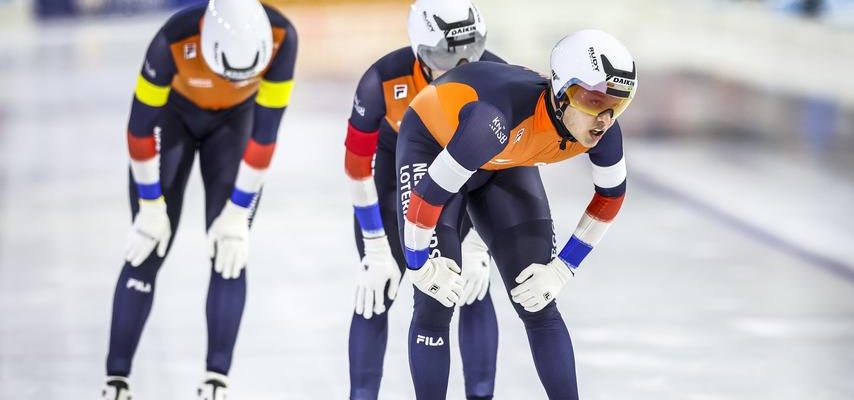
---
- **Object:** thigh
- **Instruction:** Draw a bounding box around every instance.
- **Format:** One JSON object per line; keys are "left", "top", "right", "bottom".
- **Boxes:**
{"left": 466, "top": 166, "right": 552, "bottom": 247}
{"left": 467, "top": 167, "right": 555, "bottom": 294}
{"left": 198, "top": 107, "right": 254, "bottom": 228}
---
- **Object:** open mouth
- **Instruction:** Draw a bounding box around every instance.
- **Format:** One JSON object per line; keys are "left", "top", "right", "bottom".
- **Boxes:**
{"left": 590, "top": 128, "right": 604, "bottom": 138}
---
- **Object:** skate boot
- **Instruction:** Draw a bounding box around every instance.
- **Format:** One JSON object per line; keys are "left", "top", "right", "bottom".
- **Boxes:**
{"left": 101, "top": 376, "right": 131, "bottom": 400}
{"left": 198, "top": 371, "right": 228, "bottom": 400}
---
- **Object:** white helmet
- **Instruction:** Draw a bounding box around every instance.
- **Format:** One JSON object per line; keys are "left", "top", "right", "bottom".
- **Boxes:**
{"left": 550, "top": 29, "right": 637, "bottom": 118}
{"left": 407, "top": 0, "right": 487, "bottom": 72}
{"left": 201, "top": 0, "right": 273, "bottom": 81}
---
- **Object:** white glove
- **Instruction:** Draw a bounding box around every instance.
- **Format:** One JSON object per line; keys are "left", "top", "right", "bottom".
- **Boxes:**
{"left": 410, "top": 257, "right": 464, "bottom": 308}
{"left": 354, "top": 236, "right": 401, "bottom": 319}
{"left": 510, "top": 258, "right": 574, "bottom": 312}
{"left": 460, "top": 230, "right": 490, "bottom": 306}
{"left": 207, "top": 201, "right": 250, "bottom": 280}
{"left": 125, "top": 197, "right": 171, "bottom": 267}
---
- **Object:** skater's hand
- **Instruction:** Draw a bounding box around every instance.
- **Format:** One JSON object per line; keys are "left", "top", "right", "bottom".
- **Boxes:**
{"left": 460, "top": 229, "right": 490, "bottom": 306}
{"left": 125, "top": 197, "right": 171, "bottom": 266}
{"left": 207, "top": 201, "right": 250, "bottom": 279}
{"left": 511, "top": 258, "right": 574, "bottom": 312}
{"left": 354, "top": 236, "right": 401, "bottom": 319}
{"left": 410, "top": 257, "right": 464, "bottom": 308}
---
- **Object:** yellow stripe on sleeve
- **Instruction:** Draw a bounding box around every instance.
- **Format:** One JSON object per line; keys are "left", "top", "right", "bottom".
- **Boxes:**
{"left": 255, "top": 79, "right": 294, "bottom": 108}
{"left": 134, "top": 75, "right": 171, "bottom": 107}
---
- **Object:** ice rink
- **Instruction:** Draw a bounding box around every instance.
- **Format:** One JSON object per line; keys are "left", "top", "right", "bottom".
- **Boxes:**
{"left": 1, "top": 2, "right": 854, "bottom": 399}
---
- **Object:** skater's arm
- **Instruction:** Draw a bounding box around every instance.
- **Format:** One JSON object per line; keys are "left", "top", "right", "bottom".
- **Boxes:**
{"left": 344, "top": 64, "right": 388, "bottom": 238}
{"left": 126, "top": 29, "right": 176, "bottom": 201}
{"left": 556, "top": 121, "right": 626, "bottom": 271}
{"left": 230, "top": 18, "right": 298, "bottom": 209}
{"left": 403, "top": 102, "right": 509, "bottom": 268}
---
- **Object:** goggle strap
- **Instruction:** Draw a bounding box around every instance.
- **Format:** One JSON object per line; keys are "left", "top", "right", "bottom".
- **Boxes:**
{"left": 544, "top": 88, "right": 576, "bottom": 151}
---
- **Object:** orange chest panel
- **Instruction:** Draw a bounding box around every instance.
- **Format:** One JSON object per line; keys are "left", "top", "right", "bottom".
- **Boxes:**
{"left": 482, "top": 93, "right": 588, "bottom": 170}
{"left": 382, "top": 61, "right": 429, "bottom": 132}
{"left": 412, "top": 87, "right": 588, "bottom": 170}
{"left": 169, "top": 27, "right": 286, "bottom": 110}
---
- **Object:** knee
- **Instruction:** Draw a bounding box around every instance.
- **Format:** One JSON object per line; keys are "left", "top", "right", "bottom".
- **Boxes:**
{"left": 121, "top": 259, "right": 160, "bottom": 283}
{"left": 513, "top": 301, "right": 562, "bottom": 328}
{"left": 412, "top": 293, "right": 455, "bottom": 330}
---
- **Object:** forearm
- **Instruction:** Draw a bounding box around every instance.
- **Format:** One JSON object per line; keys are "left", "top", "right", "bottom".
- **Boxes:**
{"left": 230, "top": 81, "right": 291, "bottom": 209}
{"left": 403, "top": 149, "right": 475, "bottom": 269}
{"left": 127, "top": 75, "right": 170, "bottom": 201}
{"left": 557, "top": 192, "right": 625, "bottom": 270}
{"left": 344, "top": 122, "right": 384, "bottom": 238}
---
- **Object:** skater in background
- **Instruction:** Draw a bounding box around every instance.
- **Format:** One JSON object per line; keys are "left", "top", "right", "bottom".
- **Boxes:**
{"left": 343, "top": 0, "right": 503, "bottom": 399}
{"left": 102, "top": 0, "right": 297, "bottom": 398}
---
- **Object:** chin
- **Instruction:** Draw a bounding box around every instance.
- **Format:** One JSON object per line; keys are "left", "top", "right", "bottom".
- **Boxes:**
{"left": 579, "top": 136, "right": 599, "bottom": 148}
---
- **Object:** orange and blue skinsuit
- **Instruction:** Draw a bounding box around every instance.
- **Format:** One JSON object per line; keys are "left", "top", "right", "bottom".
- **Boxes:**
{"left": 396, "top": 61, "right": 626, "bottom": 400}
{"left": 108, "top": 3, "right": 297, "bottom": 378}
{"left": 343, "top": 46, "right": 505, "bottom": 400}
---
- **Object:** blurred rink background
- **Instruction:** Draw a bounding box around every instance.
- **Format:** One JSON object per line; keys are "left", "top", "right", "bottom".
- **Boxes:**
{"left": 1, "top": 0, "right": 853, "bottom": 398}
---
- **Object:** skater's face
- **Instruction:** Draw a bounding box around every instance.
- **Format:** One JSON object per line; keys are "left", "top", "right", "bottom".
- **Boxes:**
{"left": 562, "top": 105, "right": 614, "bottom": 148}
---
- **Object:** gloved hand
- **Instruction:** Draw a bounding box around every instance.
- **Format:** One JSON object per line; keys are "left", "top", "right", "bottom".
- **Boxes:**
{"left": 125, "top": 197, "right": 171, "bottom": 267}
{"left": 510, "top": 258, "right": 574, "bottom": 312}
{"left": 410, "top": 257, "right": 464, "bottom": 308}
{"left": 460, "top": 230, "right": 490, "bottom": 306}
{"left": 207, "top": 201, "right": 250, "bottom": 280}
{"left": 354, "top": 236, "right": 401, "bottom": 319}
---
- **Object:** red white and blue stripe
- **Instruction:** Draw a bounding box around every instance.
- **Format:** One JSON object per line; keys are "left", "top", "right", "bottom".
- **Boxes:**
{"left": 557, "top": 156, "right": 626, "bottom": 270}
{"left": 127, "top": 131, "right": 161, "bottom": 200}
{"left": 344, "top": 122, "right": 385, "bottom": 238}
{"left": 231, "top": 139, "right": 275, "bottom": 209}
{"left": 403, "top": 149, "right": 475, "bottom": 269}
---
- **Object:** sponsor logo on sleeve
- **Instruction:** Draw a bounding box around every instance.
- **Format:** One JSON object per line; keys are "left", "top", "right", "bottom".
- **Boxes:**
{"left": 144, "top": 60, "right": 156, "bottom": 79}
{"left": 489, "top": 116, "right": 508, "bottom": 145}
{"left": 353, "top": 95, "right": 366, "bottom": 117}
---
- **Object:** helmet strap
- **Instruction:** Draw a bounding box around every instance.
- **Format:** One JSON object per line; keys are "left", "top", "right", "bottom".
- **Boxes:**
{"left": 545, "top": 87, "right": 576, "bottom": 150}
{"left": 417, "top": 57, "right": 435, "bottom": 83}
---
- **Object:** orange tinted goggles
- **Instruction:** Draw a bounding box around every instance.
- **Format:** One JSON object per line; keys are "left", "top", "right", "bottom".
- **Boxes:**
{"left": 567, "top": 85, "right": 633, "bottom": 118}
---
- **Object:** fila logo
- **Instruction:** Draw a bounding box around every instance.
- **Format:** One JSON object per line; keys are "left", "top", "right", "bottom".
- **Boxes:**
{"left": 428, "top": 284, "right": 440, "bottom": 294}
{"left": 126, "top": 278, "right": 152, "bottom": 293}
{"left": 514, "top": 127, "right": 526, "bottom": 143}
{"left": 393, "top": 84, "right": 408, "bottom": 100}
{"left": 543, "top": 291, "right": 552, "bottom": 301}
{"left": 184, "top": 43, "right": 197, "bottom": 59}
{"left": 416, "top": 335, "right": 445, "bottom": 346}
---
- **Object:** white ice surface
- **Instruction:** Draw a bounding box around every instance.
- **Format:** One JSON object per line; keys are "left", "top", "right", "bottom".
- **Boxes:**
{"left": 1, "top": 15, "right": 853, "bottom": 400}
